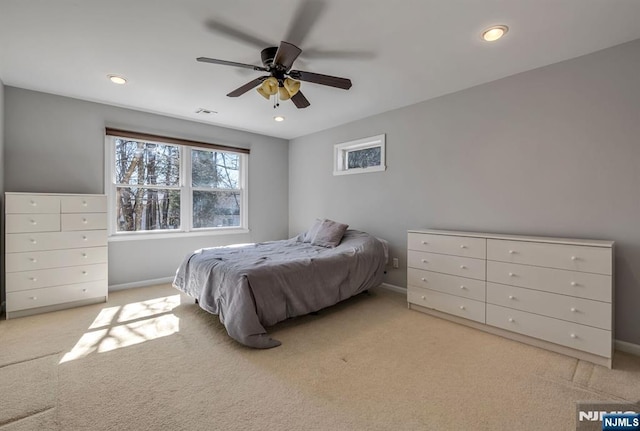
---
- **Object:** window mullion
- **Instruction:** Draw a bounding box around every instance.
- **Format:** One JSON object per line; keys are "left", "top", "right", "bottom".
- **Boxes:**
{"left": 182, "top": 146, "right": 192, "bottom": 232}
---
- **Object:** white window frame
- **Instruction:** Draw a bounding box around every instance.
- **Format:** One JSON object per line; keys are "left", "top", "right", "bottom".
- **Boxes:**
{"left": 333, "top": 134, "right": 386, "bottom": 176}
{"left": 105, "top": 136, "right": 249, "bottom": 240}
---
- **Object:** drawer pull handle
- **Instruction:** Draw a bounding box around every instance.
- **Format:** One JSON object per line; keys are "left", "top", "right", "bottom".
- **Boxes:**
{"left": 420, "top": 277, "right": 426, "bottom": 282}
{"left": 30, "top": 200, "right": 37, "bottom": 206}
{"left": 421, "top": 241, "right": 427, "bottom": 245}
{"left": 29, "top": 296, "right": 37, "bottom": 300}
{"left": 82, "top": 253, "right": 88, "bottom": 258}
{"left": 82, "top": 201, "right": 88, "bottom": 206}
{"left": 571, "top": 256, "right": 577, "bottom": 261}
{"left": 508, "top": 272, "right": 515, "bottom": 277}
{"left": 82, "top": 235, "right": 88, "bottom": 240}
{"left": 460, "top": 244, "right": 467, "bottom": 249}
{"left": 30, "top": 219, "right": 37, "bottom": 225}
{"left": 30, "top": 239, "right": 37, "bottom": 244}
{"left": 421, "top": 259, "right": 428, "bottom": 263}
{"left": 460, "top": 285, "right": 466, "bottom": 290}
{"left": 82, "top": 271, "right": 88, "bottom": 275}
{"left": 421, "top": 295, "right": 426, "bottom": 300}
{"left": 30, "top": 277, "right": 37, "bottom": 282}
{"left": 570, "top": 307, "right": 577, "bottom": 312}
{"left": 570, "top": 333, "right": 577, "bottom": 339}
{"left": 508, "top": 250, "right": 515, "bottom": 254}
{"left": 30, "top": 258, "right": 37, "bottom": 263}
{"left": 82, "top": 218, "right": 88, "bottom": 224}
{"left": 82, "top": 288, "right": 88, "bottom": 292}
{"left": 460, "top": 265, "right": 466, "bottom": 269}
{"left": 459, "top": 305, "right": 466, "bottom": 310}
{"left": 508, "top": 318, "right": 514, "bottom": 323}
{"left": 508, "top": 295, "right": 515, "bottom": 300}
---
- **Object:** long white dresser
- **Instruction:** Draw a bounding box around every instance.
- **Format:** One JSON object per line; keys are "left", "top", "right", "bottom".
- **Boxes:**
{"left": 5, "top": 192, "right": 108, "bottom": 318}
{"left": 407, "top": 229, "right": 614, "bottom": 368}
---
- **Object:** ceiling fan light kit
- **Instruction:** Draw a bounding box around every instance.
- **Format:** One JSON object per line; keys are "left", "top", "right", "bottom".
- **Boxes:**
{"left": 283, "top": 78, "right": 300, "bottom": 96}
{"left": 257, "top": 77, "right": 279, "bottom": 100}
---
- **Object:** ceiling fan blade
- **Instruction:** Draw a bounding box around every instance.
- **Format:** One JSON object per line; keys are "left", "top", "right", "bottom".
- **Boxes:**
{"left": 197, "top": 57, "right": 267, "bottom": 72}
{"left": 288, "top": 70, "right": 352, "bottom": 90}
{"left": 204, "top": 19, "right": 271, "bottom": 50}
{"left": 227, "top": 77, "right": 269, "bottom": 97}
{"left": 291, "top": 91, "right": 310, "bottom": 109}
{"left": 274, "top": 41, "right": 302, "bottom": 71}
{"left": 284, "top": 0, "right": 327, "bottom": 47}
{"left": 302, "top": 48, "right": 376, "bottom": 61}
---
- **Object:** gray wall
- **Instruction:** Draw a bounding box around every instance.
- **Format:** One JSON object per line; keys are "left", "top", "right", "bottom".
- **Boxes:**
{"left": 4, "top": 87, "right": 289, "bottom": 286}
{"left": 289, "top": 39, "right": 640, "bottom": 345}
{"left": 0, "top": 79, "right": 5, "bottom": 310}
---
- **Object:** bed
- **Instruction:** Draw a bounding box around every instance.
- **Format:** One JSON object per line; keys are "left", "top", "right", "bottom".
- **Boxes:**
{"left": 172, "top": 226, "right": 388, "bottom": 348}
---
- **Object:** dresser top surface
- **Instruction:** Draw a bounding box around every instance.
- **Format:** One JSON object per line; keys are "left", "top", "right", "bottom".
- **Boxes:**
{"left": 5, "top": 192, "right": 106, "bottom": 197}
{"left": 408, "top": 229, "right": 614, "bottom": 248}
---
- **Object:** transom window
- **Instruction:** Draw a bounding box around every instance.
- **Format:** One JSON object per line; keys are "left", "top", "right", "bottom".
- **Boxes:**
{"left": 105, "top": 129, "right": 248, "bottom": 237}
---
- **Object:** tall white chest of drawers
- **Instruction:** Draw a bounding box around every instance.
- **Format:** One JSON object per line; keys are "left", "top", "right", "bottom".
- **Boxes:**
{"left": 407, "top": 229, "right": 614, "bottom": 368}
{"left": 5, "top": 192, "right": 108, "bottom": 318}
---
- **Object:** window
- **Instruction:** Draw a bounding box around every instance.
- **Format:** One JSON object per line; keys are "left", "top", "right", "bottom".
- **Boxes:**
{"left": 333, "top": 134, "right": 386, "bottom": 176}
{"left": 105, "top": 129, "right": 248, "bottom": 237}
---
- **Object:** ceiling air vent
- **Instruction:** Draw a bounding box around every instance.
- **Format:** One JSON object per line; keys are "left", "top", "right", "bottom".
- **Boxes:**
{"left": 195, "top": 108, "right": 217, "bottom": 115}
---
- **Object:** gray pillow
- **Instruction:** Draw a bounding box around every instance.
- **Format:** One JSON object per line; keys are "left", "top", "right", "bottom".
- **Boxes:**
{"left": 311, "top": 219, "right": 349, "bottom": 248}
{"left": 303, "top": 218, "right": 325, "bottom": 242}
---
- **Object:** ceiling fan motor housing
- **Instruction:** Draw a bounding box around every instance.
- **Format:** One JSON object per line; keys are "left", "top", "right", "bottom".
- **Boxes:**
{"left": 261, "top": 47, "right": 278, "bottom": 68}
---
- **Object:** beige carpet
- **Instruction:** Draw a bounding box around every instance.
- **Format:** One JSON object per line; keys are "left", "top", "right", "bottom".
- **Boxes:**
{"left": 1, "top": 284, "right": 639, "bottom": 431}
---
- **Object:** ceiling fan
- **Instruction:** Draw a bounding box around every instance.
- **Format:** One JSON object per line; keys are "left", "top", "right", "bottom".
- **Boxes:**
{"left": 197, "top": 1, "right": 352, "bottom": 109}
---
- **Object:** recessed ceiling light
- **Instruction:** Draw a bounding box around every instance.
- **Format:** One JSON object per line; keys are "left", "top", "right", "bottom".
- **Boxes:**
{"left": 482, "top": 25, "right": 509, "bottom": 42}
{"left": 108, "top": 75, "right": 127, "bottom": 85}
{"left": 274, "top": 116, "right": 285, "bottom": 122}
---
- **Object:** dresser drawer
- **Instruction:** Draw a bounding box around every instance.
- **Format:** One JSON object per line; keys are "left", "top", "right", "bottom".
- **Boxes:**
{"left": 6, "top": 263, "right": 108, "bottom": 292}
{"left": 487, "top": 283, "right": 611, "bottom": 330}
{"left": 408, "top": 286, "right": 485, "bottom": 323}
{"left": 5, "top": 247, "right": 108, "bottom": 273}
{"left": 6, "top": 230, "right": 108, "bottom": 252}
{"left": 5, "top": 194, "right": 60, "bottom": 214}
{"left": 408, "top": 268, "right": 485, "bottom": 301}
{"left": 61, "top": 195, "right": 106, "bottom": 213}
{"left": 62, "top": 213, "right": 108, "bottom": 231}
{"left": 6, "top": 281, "right": 107, "bottom": 312}
{"left": 487, "top": 261, "right": 611, "bottom": 302}
{"left": 487, "top": 239, "right": 612, "bottom": 275}
{"left": 408, "top": 233, "right": 485, "bottom": 259}
{"left": 486, "top": 304, "right": 612, "bottom": 358}
{"left": 408, "top": 250, "right": 485, "bottom": 280}
{"left": 5, "top": 214, "right": 60, "bottom": 233}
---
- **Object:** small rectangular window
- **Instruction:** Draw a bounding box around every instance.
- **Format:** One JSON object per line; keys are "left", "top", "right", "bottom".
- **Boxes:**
{"left": 334, "top": 134, "right": 386, "bottom": 176}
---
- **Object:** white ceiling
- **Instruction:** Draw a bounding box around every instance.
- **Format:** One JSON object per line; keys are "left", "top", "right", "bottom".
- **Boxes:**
{"left": 1, "top": 0, "right": 640, "bottom": 140}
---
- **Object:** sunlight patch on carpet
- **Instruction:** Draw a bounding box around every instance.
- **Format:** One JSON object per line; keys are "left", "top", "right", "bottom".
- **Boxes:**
{"left": 60, "top": 295, "right": 181, "bottom": 363}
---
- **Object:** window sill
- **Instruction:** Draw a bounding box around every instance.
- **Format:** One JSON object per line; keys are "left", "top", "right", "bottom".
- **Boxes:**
{"left": 108, "top": 228, "right": 250, "bottom": 242}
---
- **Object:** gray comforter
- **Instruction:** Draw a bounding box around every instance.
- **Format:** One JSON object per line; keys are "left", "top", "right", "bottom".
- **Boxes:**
{"left": 172, "top": 230, "right": 387, "bottom": 348}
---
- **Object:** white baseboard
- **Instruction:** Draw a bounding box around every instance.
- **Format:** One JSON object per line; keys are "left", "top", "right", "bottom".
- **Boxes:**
{"left": 109, "top": 276, "right": 174, "bottom": 291}
{"left": 379, "top": 282, "right": 407, "bottom": 294}
{"left": 615, "top": 339, "right": 640, "bottom": 357}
